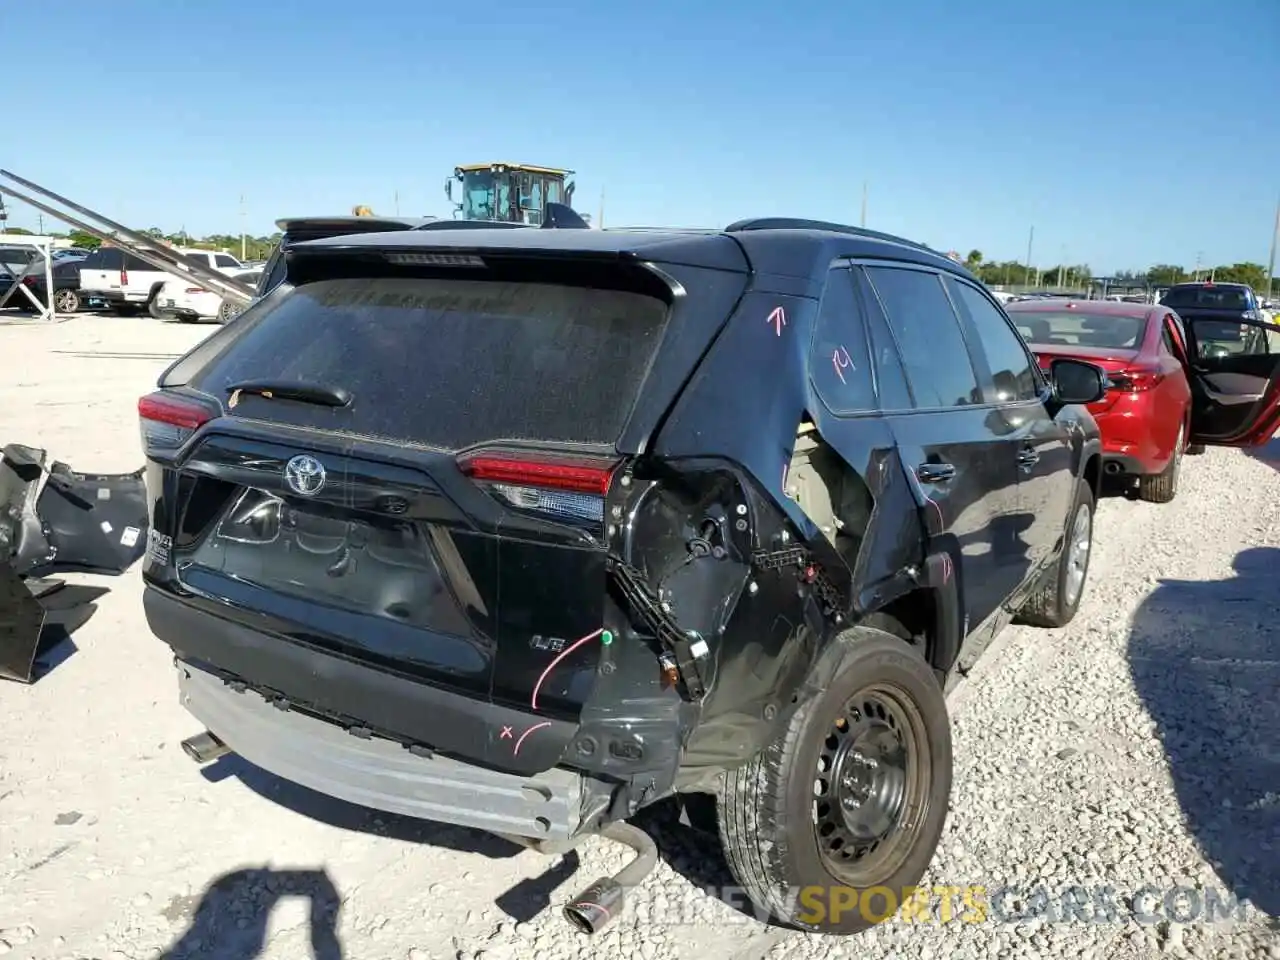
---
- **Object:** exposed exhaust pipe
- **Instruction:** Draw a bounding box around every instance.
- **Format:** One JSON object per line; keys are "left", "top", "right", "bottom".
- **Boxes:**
{"left": 562, "top": 820, "right": 658, "bottom": 935}
{"left": 180, "top": 730, "right": 230, "bottom": 764}
{"left": 1104, "top": 461, "right": 1123, "bottom": 475}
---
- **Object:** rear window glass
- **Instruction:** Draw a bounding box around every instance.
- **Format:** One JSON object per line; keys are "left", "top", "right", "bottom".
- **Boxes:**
{"left": 188, "top": 277, "right": 670, "bottom": 450}
{"left": 1159, "top": 286, "right": 1250, "bottom": 310}
{"left": 1011, "top": 311, "right": 1146, "bottom": 349}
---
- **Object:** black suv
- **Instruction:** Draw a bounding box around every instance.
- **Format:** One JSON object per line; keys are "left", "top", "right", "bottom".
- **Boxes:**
{"left": 138, "top": 215, "right": 1107, "bottom": 937}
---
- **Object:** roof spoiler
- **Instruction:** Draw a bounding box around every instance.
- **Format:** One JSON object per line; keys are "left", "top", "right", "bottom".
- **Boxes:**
{"left": 0, "top": 170, "right": 257, "bottom": 306}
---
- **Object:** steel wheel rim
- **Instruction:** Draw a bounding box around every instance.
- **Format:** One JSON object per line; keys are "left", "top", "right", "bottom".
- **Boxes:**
{"left": 1063, "top": 501, "right": 1092, "bottom": 607}
{"left": 812, "top": 683, "right": 930, "bottom": 884}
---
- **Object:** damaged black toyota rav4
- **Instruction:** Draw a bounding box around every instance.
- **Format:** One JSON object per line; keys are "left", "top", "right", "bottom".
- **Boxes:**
{"left": 139, "top": 212, "right": 1107, "bottom": 936}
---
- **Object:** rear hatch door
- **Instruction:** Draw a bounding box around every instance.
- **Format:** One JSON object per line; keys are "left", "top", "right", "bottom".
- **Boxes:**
{"left": 148, "top": 248, "right": 744, "bottom": 718}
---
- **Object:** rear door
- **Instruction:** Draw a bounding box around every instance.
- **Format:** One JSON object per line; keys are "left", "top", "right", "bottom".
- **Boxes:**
{"left": 1182, "top": 314, "right": 1280, "bottom": 447}
{"left": 858, "top": 263, "right": 1022, "bottom": 635}
{"left": 944, "top": 275, "right": 1072, "bottom": 580}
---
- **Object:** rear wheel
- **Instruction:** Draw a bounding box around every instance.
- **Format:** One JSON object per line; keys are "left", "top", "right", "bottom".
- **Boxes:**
{"left": 1015, "top": 477, "right": 1094, "bottom": 628}
{"left": 1138, "top": 422, "right": 1184, "bottom": 504}
{"left": 53, "top": 288, "right": 80, "bottom": 313}
{"left": 716, "top": 627, "right": 952, "bottom": 935}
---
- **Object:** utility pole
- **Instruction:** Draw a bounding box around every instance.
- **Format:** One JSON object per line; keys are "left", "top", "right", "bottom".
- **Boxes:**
{"left": 1266, "top": 194, "right": 1279, "bottom": 302}
{"left": 860, "top": 182, "right": 868, "bottom": 227}
{"left": 37, "top": 213, "right": 44, "bottom": 235}
{"left": 239, "top": 194, "right": 247, "bottom": 261}
{"left": 598, "top": 187, "right": 605, "bottom": 230}
{"left": 1193, "top": 251, "right": 1202, "bottom": 281}
{"left": 1024, "top": 226, "right": 1035, "bottom": 286}
{"left": 394, "top": 190, "right": 400, "bottom": 216}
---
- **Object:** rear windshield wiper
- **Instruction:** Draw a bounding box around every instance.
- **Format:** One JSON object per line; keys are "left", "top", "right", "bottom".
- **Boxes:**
{"left": 226, "top": 379, "right": 352, "bottom": 409}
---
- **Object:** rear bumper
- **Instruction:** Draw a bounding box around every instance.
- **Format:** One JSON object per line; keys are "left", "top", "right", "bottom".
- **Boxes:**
{"left": 142, "top": 586, "right": 579, "bottom": 777}
{"left": 177, "top": 658, "right": 585, "bottom": 841}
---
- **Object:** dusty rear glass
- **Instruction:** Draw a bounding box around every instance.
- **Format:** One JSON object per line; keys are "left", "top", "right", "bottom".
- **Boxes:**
{"left": 1011, "top": 311, "right": 1146, "bottom": 349}
{"left": 1159, "top": 286, "right": 1250, "bottom": 310}
{"left": 186, "top": 276, "right": 670, "bottom": 450}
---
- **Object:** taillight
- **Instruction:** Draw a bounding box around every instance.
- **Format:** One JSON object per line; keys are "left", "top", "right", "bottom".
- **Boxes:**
{"left": 138, "top": 391, "right": 214, "bottom": 455}
{"left": 457, "top": 450, "right": 619, "bottom": 525}
{"left": 185, "top": 287, "right": 205, "bottom": 294}
{"left": 1107, "top": 367, "right": 1164, "bottom": 392}
{"left": 120, "top": 268, "right": 128, "bottom": 286}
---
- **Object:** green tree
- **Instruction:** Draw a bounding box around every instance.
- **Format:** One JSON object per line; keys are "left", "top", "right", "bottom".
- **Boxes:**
{"left": 964, "top": 249, "right": 983, "bottom": 271}
{"left": 1147, "top": 264, "right": 1187, "bottom": 286}
{"left": 1209, "top": 262, "right": 1269, "bottom": 289}
{"left": 67, "top": 230, "right": 101, "bottom": 250}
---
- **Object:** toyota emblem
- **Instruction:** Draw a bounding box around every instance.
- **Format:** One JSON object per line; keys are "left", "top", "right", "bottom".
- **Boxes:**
{"left": 284, "top": 455, "right": 326, "bottom": 496}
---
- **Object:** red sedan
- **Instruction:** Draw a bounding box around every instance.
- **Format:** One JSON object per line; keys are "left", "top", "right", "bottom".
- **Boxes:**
{"left": 1006, "top": 299, "right": 1193, "bottom": 502}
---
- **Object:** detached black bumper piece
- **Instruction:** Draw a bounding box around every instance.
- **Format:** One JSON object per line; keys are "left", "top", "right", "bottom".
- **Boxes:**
{"left": 0, "top": 443, "right": 149, "bottom": 682}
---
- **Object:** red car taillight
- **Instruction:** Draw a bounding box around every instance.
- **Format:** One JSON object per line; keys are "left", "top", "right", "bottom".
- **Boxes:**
{"left": 120, "top": 268, "right": 128, "bottom": 287}
{"left": 138, "top": 391, "right": 213, "bottom": 455}
{"left": 457, "top": 450, "right": 619, "bottom": 525}
{"left": 1107, "top": 367, "right": 1164, "bottom": 393}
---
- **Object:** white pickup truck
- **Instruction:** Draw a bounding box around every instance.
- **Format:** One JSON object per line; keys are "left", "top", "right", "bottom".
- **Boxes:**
{"left": 77, "top": 247, "right": 243, "bottom": 316}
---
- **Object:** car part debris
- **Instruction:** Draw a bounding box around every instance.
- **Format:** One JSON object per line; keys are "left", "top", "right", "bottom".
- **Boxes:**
{"left": 0, "top": 443, "right": 149, "bottom": 683}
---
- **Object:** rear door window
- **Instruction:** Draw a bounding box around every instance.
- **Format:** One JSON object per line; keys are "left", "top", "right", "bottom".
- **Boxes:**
{"left": 187, "top": 276, "right": 672, "bottom": 450}
{"left": 864, "top": 266, "right": 983, "bottom": 409}
{"left": 215, "top": 254, "right": 239, "bottom": 268}
{"left": 809, "top": 267, "right": 875, "bottom": 414}
{"left": 944, "top": 277, "right": 1040, "bottom": 403}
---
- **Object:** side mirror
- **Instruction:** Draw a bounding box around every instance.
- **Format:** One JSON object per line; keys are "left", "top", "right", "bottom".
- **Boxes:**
{"left": 1049, "top": 357, "right": 1106, "bottom": 405}
{"left": 444, "top": 179, "right": 453, "bottom": 201}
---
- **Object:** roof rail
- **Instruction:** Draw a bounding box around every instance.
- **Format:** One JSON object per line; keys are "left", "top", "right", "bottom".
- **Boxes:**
{"left": 724, "top": 217, "right": 940, "bottom": 256}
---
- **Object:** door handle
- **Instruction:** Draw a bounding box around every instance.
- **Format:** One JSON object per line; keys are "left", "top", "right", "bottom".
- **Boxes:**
{"left": 916, "top": 462, "right": 956, "bottom": 484}
{"left": 1018, "top": 447, "right": 1040, "bottom": 468}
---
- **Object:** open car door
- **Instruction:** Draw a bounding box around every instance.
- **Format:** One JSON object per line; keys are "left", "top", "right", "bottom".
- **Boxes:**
{"left": 1184, "top": 316, "right": 1280, "bottom": 447}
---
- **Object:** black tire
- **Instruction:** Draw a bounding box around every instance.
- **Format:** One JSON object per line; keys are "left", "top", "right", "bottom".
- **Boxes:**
{"left": 1015, "top": 477, "right": 1094, "bottom": 628}
{"left": 1186, "top": 443, "right": 1206, "bottom": 456}
{"left": 716, "top": 627, "right": 952, "bottom": 935}
{"left": 216, "top": 299, "right": 239, "bottom": 324}
{"left": 53, "top": 288, "right": 81, "bottom": 313}
{"left": 148, "top": 296, "right": 166, "bottom": 319}
{"left": 1137, "top": 422, "right": 1184, "bottom": 504}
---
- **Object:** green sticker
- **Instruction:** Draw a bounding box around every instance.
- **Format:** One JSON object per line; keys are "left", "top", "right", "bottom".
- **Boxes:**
{"left": 601, "top": 630, "right": 614, "bottom": 645}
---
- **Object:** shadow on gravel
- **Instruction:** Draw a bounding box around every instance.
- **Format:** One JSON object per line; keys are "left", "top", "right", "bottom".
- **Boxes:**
{"left": 1127, "top": 545, "right": 1280, "bottom": 918}
{"left": 155, "top": 866, "right": 344, "bottom": 960}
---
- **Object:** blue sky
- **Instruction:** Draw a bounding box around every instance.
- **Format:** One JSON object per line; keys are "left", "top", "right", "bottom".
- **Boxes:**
{"left": 4, "top": 0, "right": 1278, "bottom": 272}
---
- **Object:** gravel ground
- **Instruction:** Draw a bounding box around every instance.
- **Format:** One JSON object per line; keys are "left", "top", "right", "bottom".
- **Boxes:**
{"left": 0, "top": 313, "right": 1276, "bottom": 960}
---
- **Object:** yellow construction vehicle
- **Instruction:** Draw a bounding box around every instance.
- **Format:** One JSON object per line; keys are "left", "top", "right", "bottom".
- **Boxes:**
{"left": 444, "top": 163, "right": 576, "bottom": 225}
